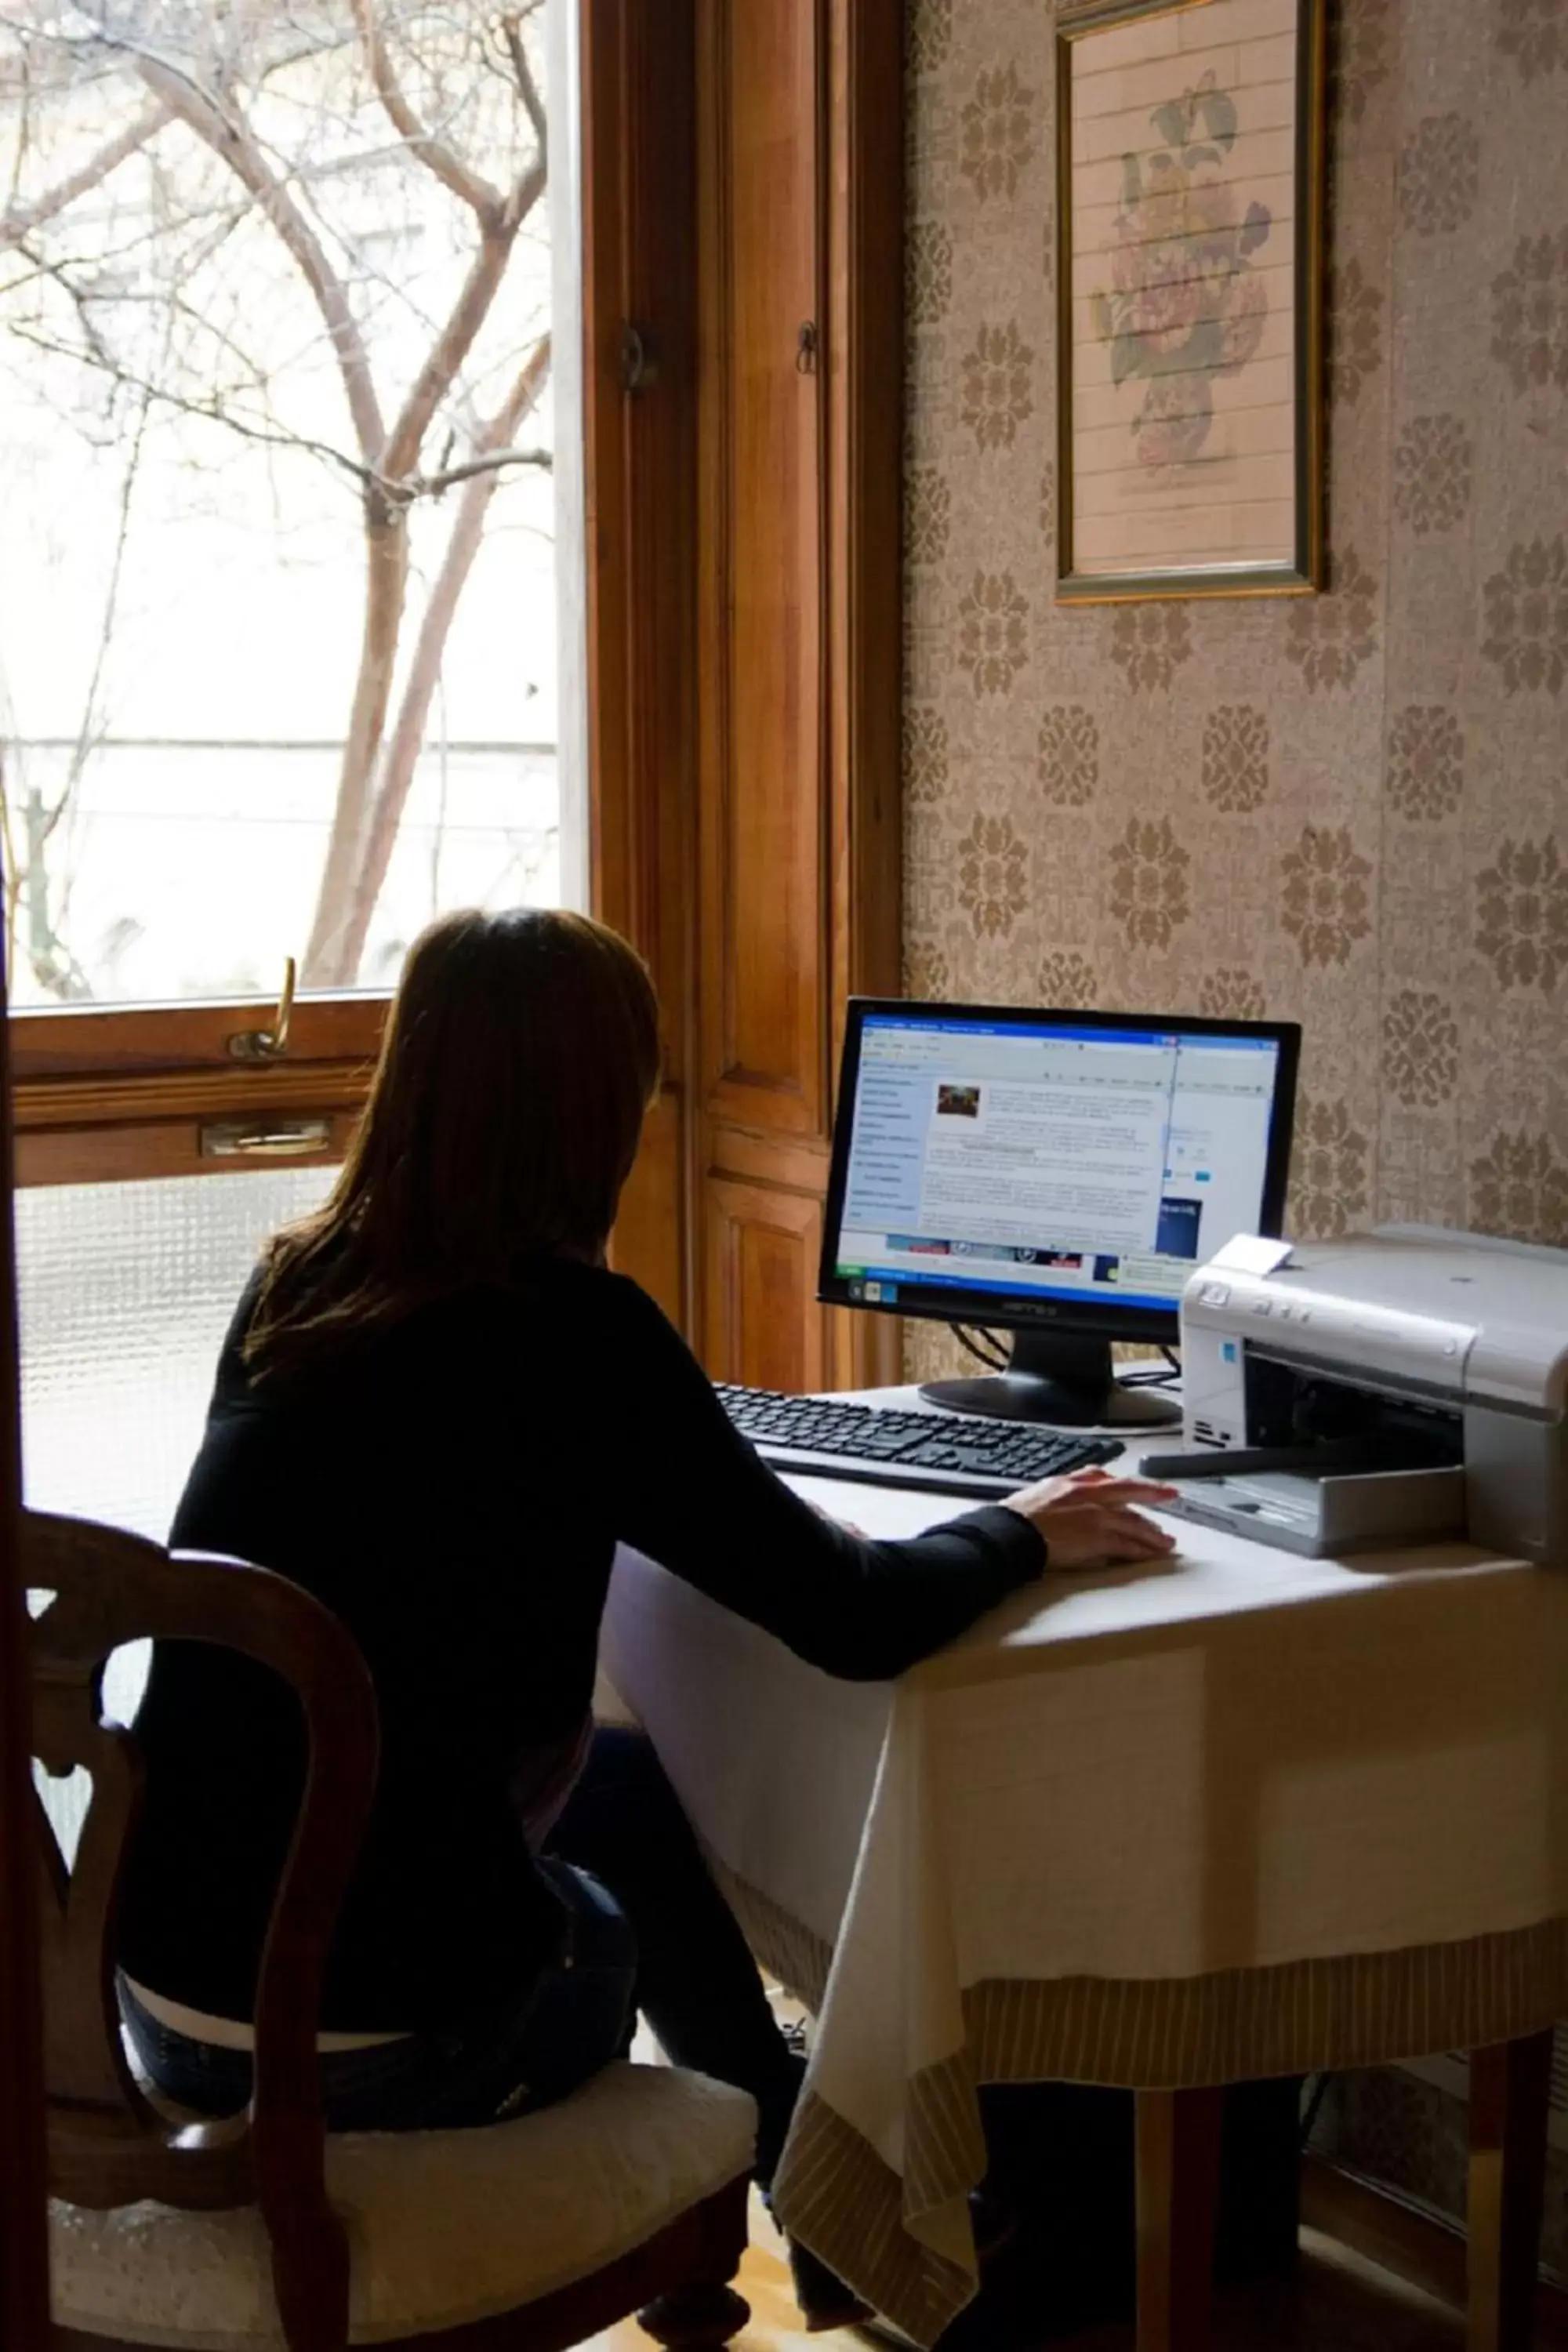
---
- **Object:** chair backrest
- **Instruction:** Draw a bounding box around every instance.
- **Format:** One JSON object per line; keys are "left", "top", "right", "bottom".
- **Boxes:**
{"left": 25, "top": 1508, "right": 379, "bottom": 2352}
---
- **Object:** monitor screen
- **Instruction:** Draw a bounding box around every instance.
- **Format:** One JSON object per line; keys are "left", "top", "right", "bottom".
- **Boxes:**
{"left": 819, "top": 1001, "right": 1300, "bottom": 1338}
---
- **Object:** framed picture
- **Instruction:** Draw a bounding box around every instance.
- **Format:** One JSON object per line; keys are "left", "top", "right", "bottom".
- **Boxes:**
{"left": 1055, "top": 0, "right": 1327, "bottom": 603}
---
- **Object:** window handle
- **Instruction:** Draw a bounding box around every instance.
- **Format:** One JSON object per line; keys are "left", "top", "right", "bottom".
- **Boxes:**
{"left": 200, "top": 1116, "right": 332, "bottom": 1160}
{"left": 227, "top": 956, "right": 296, "bottom": 1063}
{"left": 621, "top": 321, "right": 656, "bottom": 393}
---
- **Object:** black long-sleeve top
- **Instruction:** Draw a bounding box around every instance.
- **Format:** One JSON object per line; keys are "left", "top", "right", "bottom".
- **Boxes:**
{"left": 116, "top": 1258, "right": 1045, "bottom": 2031}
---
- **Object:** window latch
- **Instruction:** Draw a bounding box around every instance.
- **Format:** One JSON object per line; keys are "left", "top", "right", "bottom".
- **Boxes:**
{"left": 621, "top": 321, "right": 656, "bottom": 394}
{"left": 227, "top": 956, "right": 296, "bottom": 1063}
{"left": 200, "top": 1116, "right": 332, "bottom": 1160}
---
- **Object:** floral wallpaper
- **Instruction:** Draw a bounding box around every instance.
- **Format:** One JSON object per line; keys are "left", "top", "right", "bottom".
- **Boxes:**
{"left": 901, "top": 0, "right": 1568, "bottom": 1394}
{"left": 900, "top": 0, "right": 1568, "bottom": 2234}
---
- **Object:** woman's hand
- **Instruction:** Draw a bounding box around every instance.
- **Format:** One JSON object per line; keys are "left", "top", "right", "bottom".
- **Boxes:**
{"left": 1000, "top": 1465, "right": 1179, "bottom": 1570}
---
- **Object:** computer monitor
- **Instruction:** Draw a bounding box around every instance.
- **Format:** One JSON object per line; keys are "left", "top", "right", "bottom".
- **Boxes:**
{"left": 818, "top": 1000, "right": 1301, "bottom": 1428}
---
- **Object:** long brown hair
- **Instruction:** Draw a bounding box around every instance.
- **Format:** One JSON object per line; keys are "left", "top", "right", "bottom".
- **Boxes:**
{"left": 245, "top": 908, "right": 661, "bottom": 1374}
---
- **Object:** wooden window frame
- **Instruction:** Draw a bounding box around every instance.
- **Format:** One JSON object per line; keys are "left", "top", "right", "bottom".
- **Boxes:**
{"left": 5, "top": 0, "right": 902, "bottom": 1380}
{"left": 9, "top": 995, "right": 381, "bottom": 1189}
{"left": 5, "top": 0, "right": 697, "bottom": 1325}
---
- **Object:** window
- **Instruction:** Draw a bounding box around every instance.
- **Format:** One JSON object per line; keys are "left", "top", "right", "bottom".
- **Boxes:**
{"left": 2, "top": 0, "right": 575, "bottom": 1011}
{"left": 2, "top": 0, "right": 699, "bottom": 1493}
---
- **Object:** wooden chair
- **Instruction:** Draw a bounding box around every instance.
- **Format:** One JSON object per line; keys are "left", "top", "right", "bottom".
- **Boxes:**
{"left": 27, "top": 1509, "right": 754, "bottom": 2352}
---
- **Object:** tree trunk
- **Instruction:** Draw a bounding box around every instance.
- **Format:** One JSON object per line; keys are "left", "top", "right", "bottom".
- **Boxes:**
{"left": 302, "top": 502, "right": 411, "bottom": 986}
{"left": 332, "top": 343, "right": 552, "bottom": 982}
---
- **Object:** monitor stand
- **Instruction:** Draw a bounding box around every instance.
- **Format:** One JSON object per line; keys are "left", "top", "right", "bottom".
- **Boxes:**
{"left": 919, "top": 1330, "right": 1182, "bottom": 1431}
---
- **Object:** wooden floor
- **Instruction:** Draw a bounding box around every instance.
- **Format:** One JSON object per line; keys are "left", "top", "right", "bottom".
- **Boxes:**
{"left": 582, "top": 2198, "right": 1490, "bottom": 2350}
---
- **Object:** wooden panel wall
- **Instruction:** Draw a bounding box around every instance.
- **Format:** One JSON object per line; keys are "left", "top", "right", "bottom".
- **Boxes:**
{"left": 706, "top": 1177, "right": 828, "bottom": 1398}
{"left": 699, "top": 0, "right": 825, "bottom": 1150}
{"left": 695, "top": 0, "right": 904, "bottom": 1392}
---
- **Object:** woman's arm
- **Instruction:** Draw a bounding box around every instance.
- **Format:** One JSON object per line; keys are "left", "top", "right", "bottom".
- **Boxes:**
{"left": 603, "top": 1276, "right": 1041, "bottom": 1682}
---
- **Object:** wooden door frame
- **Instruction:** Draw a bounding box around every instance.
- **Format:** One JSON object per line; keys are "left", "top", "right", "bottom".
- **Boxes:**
{"left": 823, "top": 0, "right": 905, "bottom": 1389}
{"left": 589, "top": 0, "right": 906, "bottom": 1371}
{"left": 580, "top": 0, "right": 699, "bottom": 1332}
{"left": 692, "top": 0, "right": 904, "bottom": 1392}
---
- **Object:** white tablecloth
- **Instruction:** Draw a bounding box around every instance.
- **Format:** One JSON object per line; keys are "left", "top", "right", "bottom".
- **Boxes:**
{"left": 600, "top": 1470, "right": 1568, "bottom": 2343}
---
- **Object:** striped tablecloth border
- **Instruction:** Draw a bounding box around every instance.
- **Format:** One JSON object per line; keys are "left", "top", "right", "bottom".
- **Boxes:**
{"left": 717, "top": 1854, "right": 1568, "bottom": 2347}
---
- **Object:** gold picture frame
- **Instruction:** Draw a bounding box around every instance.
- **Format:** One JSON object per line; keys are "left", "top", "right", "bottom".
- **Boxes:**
{"left": 1055, "top": 0, "right": 1327, "bottom": 603}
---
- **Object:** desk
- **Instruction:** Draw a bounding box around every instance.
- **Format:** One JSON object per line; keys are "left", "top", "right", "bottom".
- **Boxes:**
{"left": 599, "top": 1421, "right": 1568, "bottom": 2351}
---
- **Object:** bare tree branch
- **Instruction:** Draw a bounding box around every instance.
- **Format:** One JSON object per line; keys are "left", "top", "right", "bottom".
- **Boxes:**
{"left": 501, "top": 143, "right": 546, "bottom": 240}
{"left": 0, "top": 99, "right": 169, "bottom": 252}
{"left": 5, "top": 321, "right": 370, "bottom": 485}
{"left": 13, "top": 249, "right": 116, "bottom": 374}
{"left": 0, "top": 720, "right": 26, "bottom": 976}
{"left": 11, "top": 293, "right": 547, "bottom": 505}
{"left": 332, "top": 332, "right": 551, "bottom": 979}
{"left": 41, "top": 367, "right": 152, "bottom": 854}
{"left": 127, "top": 29, "right": 542, "bottom": 496}
{"left": 0, "top": 339, "right": 156, "bottom": 998}
{"left": 128, "top": 49, "right": 387, "bottom": 462}
{"left": 301, "top": 506, "right": 409, "bottom": 980}
{"left": 0, "top": 182, "right": 257, "bottom": 301}
{"left": 351, "top": 0, "right": 502, "bottom": 222}
{"left": 412, "top": 442, "right": 550, "bottom": 496}
{"left": 500, "top": 14, "right": 547, "bottom": 165}
{"left": 3, "top": 34, "right": 31, "bottom": 220}
{"left": 368, "top": 34, "right": 546, "bottom": 485}
{"left": 379, "top": 191, "right": 532, "bottom": 480}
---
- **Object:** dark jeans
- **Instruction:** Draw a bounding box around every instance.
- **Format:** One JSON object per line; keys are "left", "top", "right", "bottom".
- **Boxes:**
{"left": 122, "top": 1730, "right": 804, "bottom": 2173}
{"left": 122, "top": 1857, "right": 634, "bottom": 2132}
{"left": 548, "top": 1726, "right": 805, "bottom": 2185}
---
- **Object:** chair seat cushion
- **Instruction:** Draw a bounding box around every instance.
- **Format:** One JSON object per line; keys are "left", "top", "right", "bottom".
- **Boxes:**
{"left": 51, "top": 2061, "right": 757, "bottom": 2347}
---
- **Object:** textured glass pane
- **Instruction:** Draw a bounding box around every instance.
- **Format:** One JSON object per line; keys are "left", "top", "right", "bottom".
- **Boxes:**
{"left": 18, "top": 1165, "right": 335, "bottom": 1822}
{"left": 16, "top": 1167, "right": 334, "bottom": 1543}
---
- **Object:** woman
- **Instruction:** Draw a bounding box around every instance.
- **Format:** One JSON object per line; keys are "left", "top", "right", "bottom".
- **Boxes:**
{"left": 117, "top": 909, "right": 1174, "bottom": 2227}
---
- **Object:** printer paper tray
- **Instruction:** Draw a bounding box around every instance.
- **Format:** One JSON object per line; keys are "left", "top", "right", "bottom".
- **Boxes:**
{"left": 1161, "top": 1463, "right": 1468, "bottom": 1558}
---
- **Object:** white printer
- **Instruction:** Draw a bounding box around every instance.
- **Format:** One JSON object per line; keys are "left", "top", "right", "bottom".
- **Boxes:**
{"left": 1161, "top": 1226, "right": 1568, "bottom": 1559}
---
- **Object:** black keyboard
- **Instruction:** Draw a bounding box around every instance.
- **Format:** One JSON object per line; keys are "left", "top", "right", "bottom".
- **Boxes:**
{"left": 717, "top": 1386, "right": 1122, "bottom": 1500}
